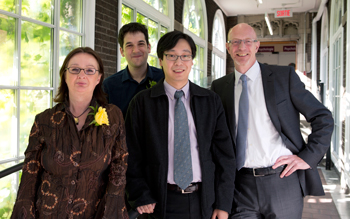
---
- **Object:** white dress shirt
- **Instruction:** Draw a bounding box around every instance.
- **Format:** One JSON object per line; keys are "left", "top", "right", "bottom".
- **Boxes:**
{"left": 234, "top": 61, "right": 292, "bottom": 168}
{"left": 164, "top": 80, "right": 202, "bottom": 184}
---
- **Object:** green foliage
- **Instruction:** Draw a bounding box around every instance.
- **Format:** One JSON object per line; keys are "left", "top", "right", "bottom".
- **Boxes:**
{"left": 0, "top": 0, "right": 16, "bottom": 13}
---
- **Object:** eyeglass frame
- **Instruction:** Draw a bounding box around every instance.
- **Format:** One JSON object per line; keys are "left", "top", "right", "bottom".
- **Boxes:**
{"left": 227, "top": 39, "right": 258, "bottom": 46}
{"left": 164, "top": 54, "right": 193, "bottom": 61}
{"left": 65, "top": 67, "right": 100, "bottom": 75}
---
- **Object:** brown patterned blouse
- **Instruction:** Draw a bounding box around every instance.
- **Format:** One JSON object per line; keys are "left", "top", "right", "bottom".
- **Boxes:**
{"left": 11, "top": 99, "right": 129, "bottom": 219}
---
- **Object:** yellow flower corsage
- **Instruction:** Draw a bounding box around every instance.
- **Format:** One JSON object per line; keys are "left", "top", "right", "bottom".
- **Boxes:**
{"left": 89, "top": 105, "right": 109, "bottom": 126}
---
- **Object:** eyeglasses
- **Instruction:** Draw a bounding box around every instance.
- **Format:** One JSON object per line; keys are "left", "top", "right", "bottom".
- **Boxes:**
{"left": 66, "top": 67, "right": 99, "bottom": 75}
{"left": 227, "top": 39, "right": 258, "bottom": 46}
{"left": 164, "top": 54, "right": 193, "bottom": 61}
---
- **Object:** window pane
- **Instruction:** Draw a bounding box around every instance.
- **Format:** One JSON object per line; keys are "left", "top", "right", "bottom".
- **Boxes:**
{"left": 159, "top": 0, "right": 168, "bottom": 16}
{"left": 0, "top": 163, "right": 19, "bottom": 217}
{"left": 0, "top": 15, "right": 17, "bottom": 86}
{"left": 183, "top": 0, "right": 204, "bottom": 39}
{"left": 0, "top": 89, "right": 17, "bottom": 160}
{"left": 19, "top": 90, "right": 51, "bottom": 154}
{"left": 22, "top": 0, "right": 54, "bottom": 24}
{"left": 60, "top": 0, "right": 82, "bottom": 32}
{"left": 0, "top": 0, "right": 17, "bottom": 13}
{"left": 120, "top": 57, "right": 127, "bottom": 70}
{"left": 143, "top": 0, "right": 156, "bottom": 9}
{"left": 160, "top": 26, "right": 167, "bottom": 37}
{"left": 59, "top": 31, "right": 81, "bottom": 67}
{"left": 121, "top": 4, "right": 134, "bottom": 26}
{"left": 148, "top": 55, "right": 157, "bottom": 67}
{"left": 21, "top": 21, "right": 51, "bottom": 87}
{"left": 148, "top": 19, "right": 158, "bottom": 55}
{"left": 137, "top": 12, "right": 147, "bottom": 25}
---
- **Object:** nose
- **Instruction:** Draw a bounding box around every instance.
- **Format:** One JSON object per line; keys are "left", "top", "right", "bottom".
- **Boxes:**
{"left": 238, "top": 41, "right": 247, "bottom": 49}
{"left": 133, "top": 46, "right": 140, "bottom": 53}
{"left": 77, "top": 69, "right": 86, "bottom": 77}
{"left": 174, "top": 57, "right": 183, "bottom": 65}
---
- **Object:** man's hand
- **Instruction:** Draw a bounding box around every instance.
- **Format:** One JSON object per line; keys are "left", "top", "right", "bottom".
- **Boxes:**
{"left": 273, "top": 155, "right": 311, "bottom": 178}
{"left": 136, "top": 203, "right": 156, "bottom": 214}
{"left": 211, "top": 209, "right": 229, "bottom": 219}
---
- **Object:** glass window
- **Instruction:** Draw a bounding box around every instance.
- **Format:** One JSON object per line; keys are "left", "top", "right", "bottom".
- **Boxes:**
{"left": 331, "top": 0, "right": 343, "bottom": 35}
{"left": 143, "top": 0, "right": 168, "bottom": 16}
{"left": 211, "top": 10, "right": 226, "bottom": 81}
{"left": 0, "top": 0, "right": 87, "bottom": 215}
{"left": 183, "top": 0, "right": 205, "bottom": 39}
{"left": 120, "top": 3, "right": 170, "bottom": 70}
{"left": 183, "top": 0, "right": 207, "bottom": 87}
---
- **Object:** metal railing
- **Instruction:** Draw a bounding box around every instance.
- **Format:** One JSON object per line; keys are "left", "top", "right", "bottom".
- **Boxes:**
{"left": 0, "top": 162, "right": 140, "bottom": 219}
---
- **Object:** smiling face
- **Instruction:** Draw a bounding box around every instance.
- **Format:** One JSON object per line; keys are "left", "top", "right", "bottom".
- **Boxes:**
{"left": 120, "top": 31, "right": 151, "bottom": 69}
{"left": 159, "top": 39, "right": 193, "bottom": 89}
{"left": 226, "top": 23, "right": 260, "bottom": 74}
{"left": 65, "top": 53, "right": 101, "bottom": 97}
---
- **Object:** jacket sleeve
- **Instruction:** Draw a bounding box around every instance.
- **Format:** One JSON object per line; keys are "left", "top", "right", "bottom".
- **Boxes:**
{"left": 11, "top": 116, "right": 43, "bottom": 219}
{"left": 288, "top": 67, "right": 334, "bottom": 168}
{"left": 211, "top": 94, "right": 236, "bottom": 213}
{"left": 125, "top": 96, "right": 157, "bottom": 210}
{"left": 95, "top": 107, "right": 129, "bottom": 219}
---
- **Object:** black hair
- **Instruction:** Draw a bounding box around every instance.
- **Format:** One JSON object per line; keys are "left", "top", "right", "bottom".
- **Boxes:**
{"left": 157, "top": 30, "right": 196, "bottom": 60}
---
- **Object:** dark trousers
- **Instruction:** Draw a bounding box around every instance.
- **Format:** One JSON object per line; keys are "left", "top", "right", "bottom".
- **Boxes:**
{"left": 231, "top": 170, "right": 303, "bottom": 219}
{"left": 148, "top": 189, "right": 202, "bottom": 219}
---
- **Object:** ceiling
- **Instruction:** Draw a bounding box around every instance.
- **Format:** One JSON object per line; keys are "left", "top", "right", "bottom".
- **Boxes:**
{"left": 213, "top": 0, "right": 322, "bottom": 17}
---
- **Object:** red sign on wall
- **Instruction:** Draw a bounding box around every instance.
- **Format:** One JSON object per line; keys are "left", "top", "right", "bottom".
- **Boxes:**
{"left": 258, "top": 46, "right": 274, "bottom": 52}
{"left": 275, "top": 9, "right": 293, "bottom": 18}
{"left": 283, "top": 46, "right": 296, "bottom": 52}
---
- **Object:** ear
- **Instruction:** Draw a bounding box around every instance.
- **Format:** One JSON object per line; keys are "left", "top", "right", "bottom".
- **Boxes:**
{"left": 120, "top": 47, "right": 125, "bottom": 57}
{"left": 255, "top": 41, "right": 260, "bottom": 53}
{"left": 159, "top": 58, "right": 163, "bottom": 67}
{"left": 96, "top": 74, "right": 102, "bottom": 85}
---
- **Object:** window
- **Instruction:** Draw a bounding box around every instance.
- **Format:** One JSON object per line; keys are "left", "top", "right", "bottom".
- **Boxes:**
{"left": 119, "top": 0, "right": 173, "bottom": 71}
{"left": 0, "top": 0, "right": 93, "bottom": 215}
{"left": 143, "top": 0, "right": 168, "bottom": 16}
{"left": 328, "top": 0, "right": 343, "bottom": 166}
{"left": 183, "top": 0, "right": 208, "bottom": 87}
{"left": 211, "top": 10, "right": 226, "bottom": 82}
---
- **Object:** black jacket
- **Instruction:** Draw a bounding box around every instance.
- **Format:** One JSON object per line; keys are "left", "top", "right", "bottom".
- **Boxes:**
{"left": 125, "top": 79, "right": 236, "bottom": 218}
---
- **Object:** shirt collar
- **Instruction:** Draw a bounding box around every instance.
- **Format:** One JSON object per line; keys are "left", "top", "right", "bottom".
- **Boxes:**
{"left": 121, "top": 64, "right": 156, "bottom": 83}
{"left": 234, "top": 61, "right": 260, "bottom": 85}
{"left": 164, "top": 80, "right": 190, "bottom": 100}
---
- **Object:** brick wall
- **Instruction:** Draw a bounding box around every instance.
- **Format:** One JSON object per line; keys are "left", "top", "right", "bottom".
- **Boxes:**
{"left": 95, "top": 0, "right": 119, "bottom": 79}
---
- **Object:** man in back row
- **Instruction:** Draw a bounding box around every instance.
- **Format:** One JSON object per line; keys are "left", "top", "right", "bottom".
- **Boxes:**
{"left": 211, "top": 23, "right": 334, "bottom": 218}
{"left": 103, "top": 22, "right": 164, "bottom": 117}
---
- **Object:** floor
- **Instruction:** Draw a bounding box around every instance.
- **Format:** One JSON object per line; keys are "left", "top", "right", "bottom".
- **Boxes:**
{"left": 300, "top": 116, "right": 350, "bottom": 219}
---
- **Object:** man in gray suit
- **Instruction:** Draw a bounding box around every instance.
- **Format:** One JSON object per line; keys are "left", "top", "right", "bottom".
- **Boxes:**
{"left": 211, "top": 23, "right": 334, "bottom": 218}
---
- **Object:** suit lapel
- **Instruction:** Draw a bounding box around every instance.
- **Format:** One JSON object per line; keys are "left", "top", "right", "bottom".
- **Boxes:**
{"left": 224, "top": 74, "right": 236, "bottom": 144}
{"left": 260, "top": 63, "right": 282, "bottom": 134}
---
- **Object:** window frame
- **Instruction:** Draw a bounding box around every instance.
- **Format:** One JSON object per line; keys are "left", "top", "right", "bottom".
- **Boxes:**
{"left": 211, "top": 9, "right": 226, "bottom": 81}
{"left": 328, "top": 0, "right": 344, "bottom": 171}
{"left": 182, "top": 0, "right": 208, "bottom": 86}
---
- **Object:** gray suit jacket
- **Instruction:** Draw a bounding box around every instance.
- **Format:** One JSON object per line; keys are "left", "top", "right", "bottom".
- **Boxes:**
{"left": 211, "top": 63, "right": 334, "bottom": 196}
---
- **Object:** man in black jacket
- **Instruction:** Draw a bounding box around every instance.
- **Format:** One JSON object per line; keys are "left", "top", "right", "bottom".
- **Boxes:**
{"left": 125, "top": 30, "right": 235, "bottom": 219}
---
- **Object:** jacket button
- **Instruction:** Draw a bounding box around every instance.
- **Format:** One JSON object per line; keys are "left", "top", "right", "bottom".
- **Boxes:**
{"left": 71, "top": 180, "right": 75, "bottom": 185}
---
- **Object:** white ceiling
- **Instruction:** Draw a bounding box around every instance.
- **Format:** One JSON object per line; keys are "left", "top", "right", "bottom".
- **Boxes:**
{"left": 213, "top": 0, "right": 322, "bottom": 16}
